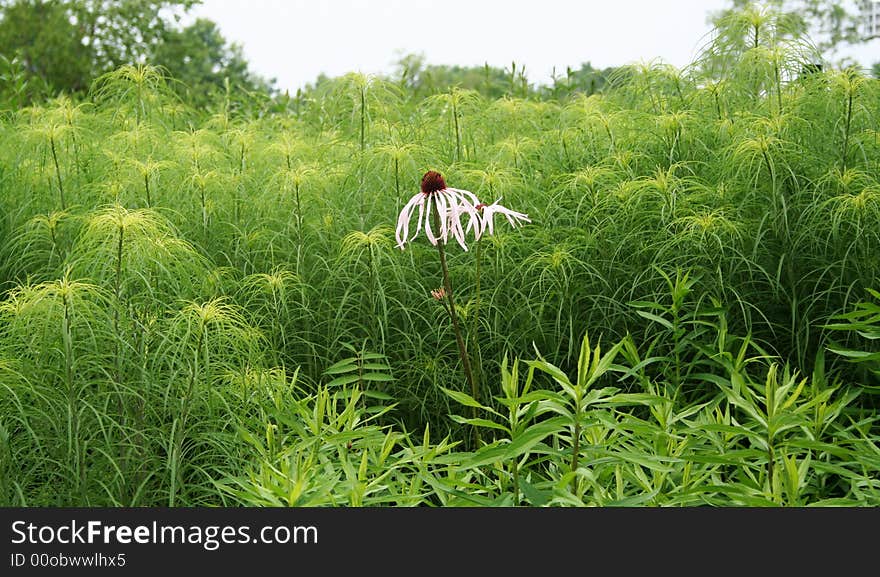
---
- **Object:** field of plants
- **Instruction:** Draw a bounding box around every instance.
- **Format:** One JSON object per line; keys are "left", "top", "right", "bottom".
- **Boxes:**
{"left": 1, "top": 6, "right": 878, "bottom": 507}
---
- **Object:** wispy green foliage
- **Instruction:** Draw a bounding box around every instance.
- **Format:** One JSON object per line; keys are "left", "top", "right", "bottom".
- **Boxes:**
{"left": 0, "top": 2, "right": 878, "bottom": 507}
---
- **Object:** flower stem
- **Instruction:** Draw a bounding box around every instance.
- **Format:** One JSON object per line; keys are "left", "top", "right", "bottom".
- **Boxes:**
{"left": 469, "top": 237, "right": 483, "bottom": 400}
{"left": 431, "top": 197, "right": 481, "bottom": 447}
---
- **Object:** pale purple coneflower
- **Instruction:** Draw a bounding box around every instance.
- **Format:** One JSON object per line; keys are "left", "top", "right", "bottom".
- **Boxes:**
{"left": 396, "top": 171, "right": 481, "bottom": 448}
{"left": 395, "top": 171, "right": 482, "bottom": 251}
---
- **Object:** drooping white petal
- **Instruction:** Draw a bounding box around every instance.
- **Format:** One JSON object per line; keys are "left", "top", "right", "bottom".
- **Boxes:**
{"left": 448, "top": 187, "right": 481, "bottom": 206}
{"left": 442, "top": 191, "right": 464, "bottom": 249}
{"left": 434, "top": 190, "right": 449, "bottom": 245}
{"left": 480, "top": 199, "right": 531, "bottom": 238}
{"left": 460, "top": 202, "right": 480, "bottom": 236}
{"left": 424, "top": 195, "right": 437, "bottom": 245}
{"left": 450, "top": 188, "right": 482, "bottom": 243}
{"left": 505, "top": 210, "right": 529, "bottom": 228}
{"left": 446, "top": 196, "right": 469, "bottom": 251}
{"left": 395, "top": 192, "right": 423, "bottom": 249}
{"left": 413, "top": 195, "right": 426, "bottom": 241}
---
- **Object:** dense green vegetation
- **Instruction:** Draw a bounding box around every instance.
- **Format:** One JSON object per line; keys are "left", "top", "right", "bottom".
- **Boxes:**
{"left": 0, "top": 4, "right": 879, "bottom": 507}
{"left": 0, "top": 0, "right": 272, "bottom": 107}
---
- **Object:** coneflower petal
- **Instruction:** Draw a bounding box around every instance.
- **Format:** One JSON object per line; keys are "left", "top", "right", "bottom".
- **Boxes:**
{"left": 463, "top": 203, "right": 479, "bottom": 236}
{"left": 414, "top": 195, "right": 426, "bottom": 241}
{"left": 448, "top": 199, "right": 469, "bottom": 251}
{"left": 396, "top": 193, "right": 422, "bottom": 248}
{"left": 449, "top": 187, "right": 481, "bottom": 206}
{"left": 434, "top": 190, "right": 449, "bottom": 245}
{"left": 452, "top": 190, "right": 481, "bottom": 242}
{"left": 443, "top": 191, "right": 460, "bottom": 242}
{"left": 424, "top": 196, "right": 437, "bottom": 245}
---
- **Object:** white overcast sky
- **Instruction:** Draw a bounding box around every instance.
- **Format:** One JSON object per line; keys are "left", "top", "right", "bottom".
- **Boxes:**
{"left": 189, "top": 0, "right": 879, "bottom": 93}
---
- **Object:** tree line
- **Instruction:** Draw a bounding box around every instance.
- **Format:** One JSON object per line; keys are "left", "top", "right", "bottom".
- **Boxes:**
{"left": 0, "top": 0, "right": 876, "bottom": 115}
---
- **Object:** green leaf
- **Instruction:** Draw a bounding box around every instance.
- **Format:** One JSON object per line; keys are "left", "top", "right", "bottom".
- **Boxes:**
{"left": 362, "top": 390, "right": 393, "bottom": 400}
{"left": 449, "top": 415, "right": 511, "bottom": 433}
{"left": 526, "top": 359, "right": 573, "bottom": 389}
{"left": 440, "top": 387, "right": 485, "bottom": 409}
{"left": 614, "top": 450, "right": 678, "bottom": 473}
{"left": 360, "top": 362, "right": 392, "bottom": 371}
{"left": 418, "top": 473, "right": 496, "bottom": 506}
{"left": 827, "top": 347, "right": 880, "bottom": 362}
{"left": 360, "top": 373, "right": 394, "bottom": 382}
{"left": 586, "top": 340, "right": 625, "bottom": 388}
{"left": 519, "top": 478, "right": 552, "bottom": 506}
{"left": 628, "top": 300, "right": 668, "bottom": 312}
{"left": 602, "top": 393, "right": 667, "bottom": 407}
{"left": 463, "top": 418, "right": 566, "bottom": 468}
{"left": 323, "top": 358, "right": 358, "bottom": 375}
{"left": 326, "top": 374, "right": 362, "bottom": 387}
{"left": 606, "top": 489, "right": 661, "bottom": 507}
{"left": 635, "top": 310, "right": 674, "bottom": 330}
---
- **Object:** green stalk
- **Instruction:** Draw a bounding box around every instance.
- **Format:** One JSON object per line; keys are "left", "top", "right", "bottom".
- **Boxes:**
{"left": 469, "top": 237, "right": 483, "bottom": 401}
{"left": 70, "top": 130, "right": 81, "bottom": 177}
{"left": 358, "top": 85, "right": 367, "bottom": 227}
{"left": 752, "top": 22, "right": 761, "bottom": 102}
{"left": 295, "top": 182, "right": 303, "bottom": 272}
{"left": 761, "top": 148, "right": 782, "bottom": 227}
{"left": 365, "top": 244, "right": 375, "bottom": 342}
{"left": 570, "top": 389, "right": 582, "bottom": 495}
{"left": 50, "top": 135, "right": 66, "bottom": 210}
{"left": 766, "top": 368, "right": 777, "bottom": 501}
{"left": 512, "top": 459, "right": 520, "bottom": 506}
{"left": 114, "top": 221, "right": 131, "bottom": 498}
{"left": 48, "top": 219, "right": 60, "bottom": 263}
{"left": 272, "top": 285, "right": 287, "bottom": 357}
{"left": 136, "top": 82, "right": 143, "bottom": 126}
{"left": 170, "top": 321, "right": 205, "bottom": 506}
{"left": 430, "top": 197, "right": 480, "bottom": 447}
{"left": 773, "top": 60, "right": 783, "bottom": 116}
{"left": 114, "top": 222, "right": 124, "bottom": 384}
{"left": 199, "top": 182, "right": 208, "bottom": 236}
{"left": 360, "top": 84, "right": 366, "bottom": 153}
{"left": 561, "top": 131, "right": 571, "bottom": 171}
{"left": 235, "top": 141, "right": 246, "bottom": 229}
{"left": 841, "top": 89, "right": 853, "bottom": 173}
{"left": 393, "top": 156, "right": 400, "bottom": 200}
{"left": 143, "top": 172, "right": 152, "bottom": 208}
{"left": 61, "top": 288, "right": 80, "bottom": 498}
{"left": 452, "top": 96, "right": 462, "bottom": 162}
